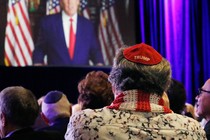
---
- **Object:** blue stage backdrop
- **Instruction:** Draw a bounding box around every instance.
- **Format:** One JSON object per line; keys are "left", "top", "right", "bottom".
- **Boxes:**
{"left": 138, "top": 0, "right": 210, "bottom": 104}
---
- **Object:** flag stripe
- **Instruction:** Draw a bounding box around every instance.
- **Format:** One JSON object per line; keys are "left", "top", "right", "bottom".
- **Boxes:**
{"left": 14, "top": 6, "right": 33, "bottom": 64}
{"left": 82, "top": 9, "right": 90, "bottom": 19}
{"left": 104, "top": 11, "right": 116, "bottom": 55}
{"left": 18, "top": 1, "right": 32, "bottom": 36}
{"left": 98, "top": 1, "right": 123, "bottom": 65}
{"left": 8, "top": 9, "right": 27, "bottom": 66}
{"left": 5, "top": 0, "right": 34, "bottom": 66}
{"left": 7, "top": 21, "right": 27, "bottom": 66}
{"left": 80, "top": 0, "right": 90, "bottom": 19}
{"left": 99, "top": 24, "right": 113, "bottom": 65}
{"left": 99, "top": 12, "right": 112, "bottom": 64}
{"left": 5, "top": 35, "right": 20, "bottom": 66}
{"left": 108, "top": 7, "right": 123, "bottom": 50}
{"left": 17, "top": 1, "right": 34, "bottom": 52}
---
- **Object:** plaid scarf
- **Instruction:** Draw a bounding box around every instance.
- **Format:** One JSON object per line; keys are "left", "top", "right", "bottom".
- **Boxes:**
{"left": 107, "top": 89, "right": 172, "bottom": 113}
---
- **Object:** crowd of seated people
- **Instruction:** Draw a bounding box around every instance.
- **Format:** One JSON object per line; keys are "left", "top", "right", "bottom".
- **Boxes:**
{"left": 65, "top": 43, "right": 207, "bottom": 139}
{"left": 0, "top": 86, "right": 64, "bottom": 140}
{"left": 0, "top": 43, "right": 209, "bottom": 139}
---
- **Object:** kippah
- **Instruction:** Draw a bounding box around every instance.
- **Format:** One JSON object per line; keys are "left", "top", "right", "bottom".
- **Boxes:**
{"left": 42, "top": 91, "right": 71, "bottom": 122}
{"left": 123, "top": 43, "right": 162, "bottom": 65}
{"left": 44, "top": 91, "right": 63, "bottom": 104}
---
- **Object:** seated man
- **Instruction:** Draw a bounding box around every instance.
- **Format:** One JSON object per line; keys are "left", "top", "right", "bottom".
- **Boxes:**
{"left": 196, "top": 78, "right": 210, "bottom": 139}
{"left": 39, "top": 90, "right": 72, "bottom": 136}
{"left": 65, "top": 43, "right": 206, "bottom": 140}
{"left": 0, "top": 86, "right": 64, "bottom": 140}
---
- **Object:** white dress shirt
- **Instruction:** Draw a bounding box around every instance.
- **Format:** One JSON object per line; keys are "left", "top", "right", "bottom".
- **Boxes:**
{"left": 62, "top": 11, "right": 78, "bottom": 48}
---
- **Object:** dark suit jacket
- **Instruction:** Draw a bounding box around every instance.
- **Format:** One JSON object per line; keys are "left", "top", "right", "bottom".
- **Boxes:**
{"left": 33, "top": 13, "right": 104, "bottom": 66}
{"left": 205, "top": 121, "right": 210, "bottom": 140}
{"left": 1, "top": 127, "right": 64, "bottom": 140}
{"left": 37, "top": 117, "right": 69, "bottom": 137}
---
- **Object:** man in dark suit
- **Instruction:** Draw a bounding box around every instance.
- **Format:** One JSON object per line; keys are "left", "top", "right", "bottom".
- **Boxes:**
{"left": 0, "top": 86, "right": 64, "bottom": 140}
{"left": 38, "top": 90, "right": 72, "bottom": 137}
{"left": 33, "top": 0, "right": 104, "bottom": 66}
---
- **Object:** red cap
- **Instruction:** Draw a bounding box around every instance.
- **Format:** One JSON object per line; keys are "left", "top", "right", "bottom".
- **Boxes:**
{"left": 123, "top": 43, "right": 162, "bottom": 65}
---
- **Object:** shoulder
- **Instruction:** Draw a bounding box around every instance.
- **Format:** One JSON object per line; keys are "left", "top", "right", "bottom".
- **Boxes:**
{"left": 161, "top": 113, "right": 202, "bottom": 126}
{"left": 69, "top": 107, "right": 112, "bottom": 126}
{"left": 65, "top": 108, "right": 111, "bottom": 139}
{"left": 157, "top": 113, "right": 206, "bottom": 135}
{"left": 71, "top": 108, "right": 106, "bottom": 119}
{"left": 205, "top": 120, "right": 210, "bottom": 131}
{"left": 77, "top": 15, "right": 93, "bottom": 26}
{"left": 33, "top": 130, "right": 64, "bottom": 140}
{"left": 78, "top": 15, "right": 91, "bottom": 22}
{"left": 4, "top": 128, "right": 64, "bottom": 140}
{"left": 40, "top": 13, "right": 62, "bottom": 23}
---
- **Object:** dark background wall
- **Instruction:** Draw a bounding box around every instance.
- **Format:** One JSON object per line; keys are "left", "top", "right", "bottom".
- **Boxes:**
{"left": 0, "top": 66, "right": 111, "bottom": 104}
{"left": 0, "top": 0, "right": 7, "bottom": 65}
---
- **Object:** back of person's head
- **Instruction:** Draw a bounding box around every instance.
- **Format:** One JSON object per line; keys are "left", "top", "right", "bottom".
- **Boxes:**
{"left": 77, "top": 71, "right": 114, "bottom": 110}
{"left": 41, "top": 90, "right": 71, "bottom": 125}
{"left": 166, "top": 79, "right": 186, "bottom": 114}
{"left": 0, "top": 86, "right": 39, "bottom": 128}
{"left": 108, "top": 43, "right": 171, "bottom": 96}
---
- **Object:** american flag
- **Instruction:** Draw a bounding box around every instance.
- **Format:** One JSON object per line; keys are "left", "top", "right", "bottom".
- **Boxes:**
{"left": 4, "top": 0, "right": 34, "bottom": 66}
{"left": 46, "top": 0, "right": 60, "bottom": 15}
{"left": 99, "top": 0, "right": 123, "bottom": 65}
{"left": 80, "top": 0, "right": 90, "bottom": 19}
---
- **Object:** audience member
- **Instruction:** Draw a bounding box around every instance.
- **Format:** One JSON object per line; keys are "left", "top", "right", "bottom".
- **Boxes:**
{"left": 32, "top": 0, "right": 104, "bottom": 66}
{"left": 33, "top": 96, "right": 48, "bottom": 130}
{"left": 166, "top": 78, "right": 196, "bottom": 118}
{"left": 194, "top": 101, "right": 207, "bottom": 128}
{"left": 195, "top": 78, "right": 210, "bottom": 139}
{"left": 72, "top": 71, "right": 114, "bottom": 113}
{"left": 0, "top": 86, "right": 64, "bottom": 140}
{"left": 65, "top": 43, "right": 206, "bottom": 139}
{"left": 38, "top": 90, "right": 72, "bottom": 137}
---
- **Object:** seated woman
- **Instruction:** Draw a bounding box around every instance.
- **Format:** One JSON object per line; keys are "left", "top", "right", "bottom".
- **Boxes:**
{"left": 72, "top": 71, "right": 114, "bottom": 113}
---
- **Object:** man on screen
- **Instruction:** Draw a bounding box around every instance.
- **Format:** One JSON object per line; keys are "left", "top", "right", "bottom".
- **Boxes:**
{"left": 33, "top": 0, "right": 104, "bottom": 66}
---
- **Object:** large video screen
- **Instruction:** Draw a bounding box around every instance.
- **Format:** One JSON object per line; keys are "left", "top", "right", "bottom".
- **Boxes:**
{"left": 1, "top": 0, "right": 138, "bottom": 67}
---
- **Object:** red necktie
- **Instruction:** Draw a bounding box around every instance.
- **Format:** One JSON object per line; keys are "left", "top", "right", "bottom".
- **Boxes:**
{"left": 69, "top": 18, "right": 76, "bottom": 60}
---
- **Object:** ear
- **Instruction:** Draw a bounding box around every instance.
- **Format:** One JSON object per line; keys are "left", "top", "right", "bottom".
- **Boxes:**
{"left": 40, "top": 112, "right": 49, "bottom": 125}
{"left": 0, "top": 112, "right": 6, "bottom": 127}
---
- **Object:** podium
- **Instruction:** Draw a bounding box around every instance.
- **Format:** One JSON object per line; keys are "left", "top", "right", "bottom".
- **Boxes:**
{"left": 0, "top": 66, "right": 111, "bottom": 104}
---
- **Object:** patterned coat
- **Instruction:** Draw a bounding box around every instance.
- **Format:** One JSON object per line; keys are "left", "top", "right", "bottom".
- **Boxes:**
{"left": 65, "top": 90, "right": 207, "bottom": 140}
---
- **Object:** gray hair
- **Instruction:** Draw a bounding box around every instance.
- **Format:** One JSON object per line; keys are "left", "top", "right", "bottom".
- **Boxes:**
{"left": 0, "top": 86, "right": 39, "bottom": 127}
{"left": 108, "top": 46, "right": 171, "bottom": 96}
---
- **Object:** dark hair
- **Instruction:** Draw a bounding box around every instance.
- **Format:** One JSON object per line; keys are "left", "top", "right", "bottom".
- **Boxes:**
{"left": 108, "top": 46, "right": 171, "bottom": 96}
{"left": 77, "top": 71, "right": 114, "bottom": 109}
{"left": 167, "top": 79, "right": 186, "bottom": 114}
{"left": 0, "top": 86, "right": 39, "bottom": 127}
